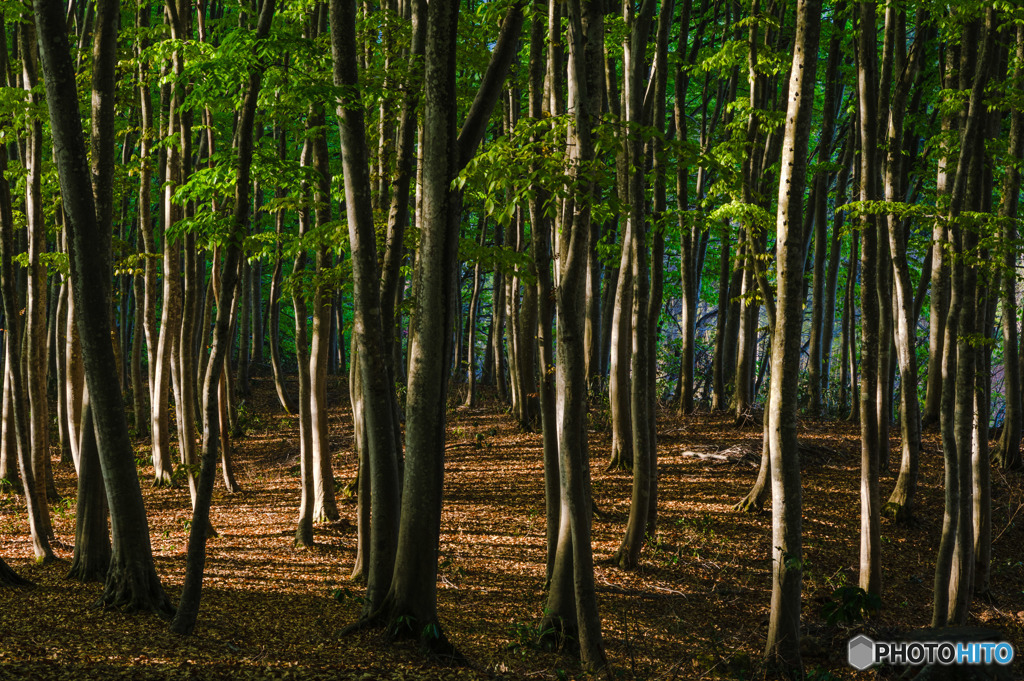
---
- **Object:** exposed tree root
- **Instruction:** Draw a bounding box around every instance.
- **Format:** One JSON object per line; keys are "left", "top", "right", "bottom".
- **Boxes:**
{"left": 882, "top": 500, "right": 913, "bottom": 525}
{"left": 98, "top": 558, "right": 174, "bottom": 619}
{"left": 0, "top": 558, "right": 32, "bottom": 587}
{"left": 67, "top": 553, "right": 109, "bottom": 583}
{"left": 537, "top": 615, "right": 579, "bottom": 655}
{"left": 733, "top": 492, "right": 768, "bottom": 514}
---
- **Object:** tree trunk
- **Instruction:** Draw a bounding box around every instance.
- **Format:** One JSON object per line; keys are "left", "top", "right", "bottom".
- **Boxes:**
{"left": 171, "top": 0, "right": 275, "bottom": 635}
{"left": 607, "top": 228, "right": 633, "bottom": 470}
{"left": 22, "top": 25, "right": 53, "bottom": 518}
{"left": 268, "top": 128, "right": 297, "bottom": 415}
{"left": 882, "top": 17, "right": 928, "bottom": 523}
{"left": 0, "top": 90, "right": 52, "bottom": 563}
{"left": 542, "top": 0, "right": 608, "bottom": 670}
{"left": 330, "top": 0, "right": 402, "bottom": 611}
{"left": 804, "top": 1, "right": 843, "bottom": 415}
{"left": 293, "top": 139, "right": 315, "bottom": 547}
{"left": 374, "top": 0, "right": 524, "bottom": 659}
{"left": 763, "top": 1, "right": 819, "bottom": 674}
{"left": 933, "top": 10, "right": 993, "bottom": 626}
{"left": 35, "top": 0, "right": 171, "bottom": 613}
{"left": 67, "top": 399, "right": 111, "bottom": 582}
{"left": 995, "top": 25, "right": 1023, "bottom": 471}
{"left": 615, "top": 0, "right": 660, "bottom": 570}
{"left": 309, "top": 111, "right": 339, "bottom": 525}
{"left": 463, "top": 217, "right": 486, "bottom": 408}
{"left": 856, "top": 0, "right": 882, "bottom": 598}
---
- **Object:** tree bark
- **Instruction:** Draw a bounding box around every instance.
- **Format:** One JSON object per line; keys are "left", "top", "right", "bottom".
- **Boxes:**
{"left": 34, "top": 0, "right": 171, "bottom": 613}
{"left": 615, "top": 0, "right": 660, "bottom": 570}
{"left": 995, "top": 25, "right": 1024, "bottom": 471}
{"left": 171, "top": 0, "right": 275, "bottom": 635}
{"left": 331, "top": 0, "right": 402, "bottom": 613}
{"left": 21, "top": 23, "right": 54, "bottom": 520}
{"left": 0, "top": 53, "right": 51, "bottom": 563}
{"left": 763, "top": 0, "right": 819, "bottom": 674}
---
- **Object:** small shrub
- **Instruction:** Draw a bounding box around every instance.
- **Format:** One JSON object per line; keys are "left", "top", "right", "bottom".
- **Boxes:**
{"left": 821, "top": 585, "right": 881, "bottom": 625}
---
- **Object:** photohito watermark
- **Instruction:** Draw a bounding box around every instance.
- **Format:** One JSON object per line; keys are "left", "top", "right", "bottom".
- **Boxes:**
{"left": 848, "top": 634, "right": 1015, "bottom": 671}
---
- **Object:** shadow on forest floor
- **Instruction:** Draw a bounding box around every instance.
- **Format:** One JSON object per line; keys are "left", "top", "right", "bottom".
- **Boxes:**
{"left": 1, "top": 376, "right": 1022, "bottom": 680}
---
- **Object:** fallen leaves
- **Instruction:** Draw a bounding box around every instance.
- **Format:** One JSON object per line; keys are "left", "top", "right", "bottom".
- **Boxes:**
{"left": 0, "top": 378, "right": 1022, "bottom": 679}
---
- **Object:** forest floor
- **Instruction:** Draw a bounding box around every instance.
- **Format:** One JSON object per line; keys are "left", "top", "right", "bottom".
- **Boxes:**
{"left": 1, "top": 376, "right": 1023, "bottom": 680}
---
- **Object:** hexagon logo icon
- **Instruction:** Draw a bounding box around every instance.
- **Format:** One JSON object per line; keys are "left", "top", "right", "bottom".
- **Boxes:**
{"left": 848, "top": 634, "right": 875, "bottom": 670}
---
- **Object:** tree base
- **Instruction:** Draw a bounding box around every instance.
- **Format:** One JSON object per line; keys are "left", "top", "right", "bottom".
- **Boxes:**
{"left": 0, "top": 559, "right": 32, "bottom": 587}
{"left": 151, "top": 471, "right": 175, "bottom": 489}
{"left": 98, "top": 558, "right": 175, "bottom": 619}
{"left": 537, "top": 615, "right": 579, "bottom": 655}
{"left": 342, "top": 605, "right": 468, "bottom": 667}
{"left": 882, "top": 500, "right": 913, "bottom": 525}
{"left": 605, "top": 454, "right": 632, "bottom": 473}
{"left": 67, "top": 553, "right": 109, "bottom": 583}
{"left": 294, "top": 522, "right": 314, "bottom": 549}
{"left": 313, "top": 507, "right": 341, "bottom": 524}
{"left": 733, "top": 494, "right": 767, "bottom": 514}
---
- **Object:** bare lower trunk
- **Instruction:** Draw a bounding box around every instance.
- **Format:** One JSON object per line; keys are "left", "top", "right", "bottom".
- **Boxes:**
{"left": 67, "top": 399, "right": 111, "bottom": 583}
{"left": 607, "top": 229, "right": 633, "bottom": 470}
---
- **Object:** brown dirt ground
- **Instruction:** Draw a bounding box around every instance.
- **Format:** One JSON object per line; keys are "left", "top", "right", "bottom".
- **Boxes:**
{"left": 1, "top": 375, "right": 1022, "bottom": 680}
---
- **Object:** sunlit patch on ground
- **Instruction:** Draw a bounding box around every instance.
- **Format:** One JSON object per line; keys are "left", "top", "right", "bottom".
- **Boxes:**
{"left": 1, "top": 377, "right": 1022, "bottom": 679}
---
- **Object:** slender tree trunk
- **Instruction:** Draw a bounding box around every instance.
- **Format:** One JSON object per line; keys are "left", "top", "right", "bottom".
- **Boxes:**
{"left": 22, "top": 24, "right": 53, "bottom": 517}
{"left": 463, "top": 217, "right": 486, "bottom": 408}
{"left": 309, "top": 110, "right": 339, "bottom": 525}
{"left": 765, "top": 2, "right": 819, "bottom": 674}
{"left": 542, "top": 0, "right": 608, "bottom": 670}
{"left": 856, "top": 0, "right": 882, "bottom": 598}
{"left": 615, "top": 0, "right": 660, "bottom": 569}
{"left": 171, "top": 0, "right": 275, "bottom": 635}
{"left": 882, "top": 18, "right": 928, "bottom": 523}
{"left": 0, "top": 93, "right": 52, "bottom": 563}
{"left": 268, "top": 128, "right": 298, "bottom": 415}
{"left": 934, "top": 10, "right": 993, "bottom": 626}
{"left": 293, "top": 139, "right": 315, "bottom": 547}
{"left": 607, "top": 230, "right": 633, "bottom": 470}
{"left": 995, "top": 25, "right": 1024, "bottom": 471}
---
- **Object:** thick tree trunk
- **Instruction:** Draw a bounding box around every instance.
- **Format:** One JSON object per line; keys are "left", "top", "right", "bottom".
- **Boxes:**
{"left": 330, "top": 0, "right": 402, "bottom": 611}
{"left": 374, "top": 0, "right": 524, "bottom": 659}
{"left": 35, "top": 0, "right": 171, "bottom": 613}
{"left": 376, "top": 0, "right": 464, "bottom": 654}
{"left": 67, "top": 400, "right": 111, "bottom": 583}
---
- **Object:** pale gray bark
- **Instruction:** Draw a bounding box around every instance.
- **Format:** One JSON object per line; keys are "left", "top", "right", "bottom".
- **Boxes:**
{"left": 763, "top": 0, "right": 819, "bottom": 674}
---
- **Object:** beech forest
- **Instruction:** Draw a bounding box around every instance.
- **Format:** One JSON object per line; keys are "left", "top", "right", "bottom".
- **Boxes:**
{"left": 0, "top": 0, "right": 1023, "bottom": 679}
